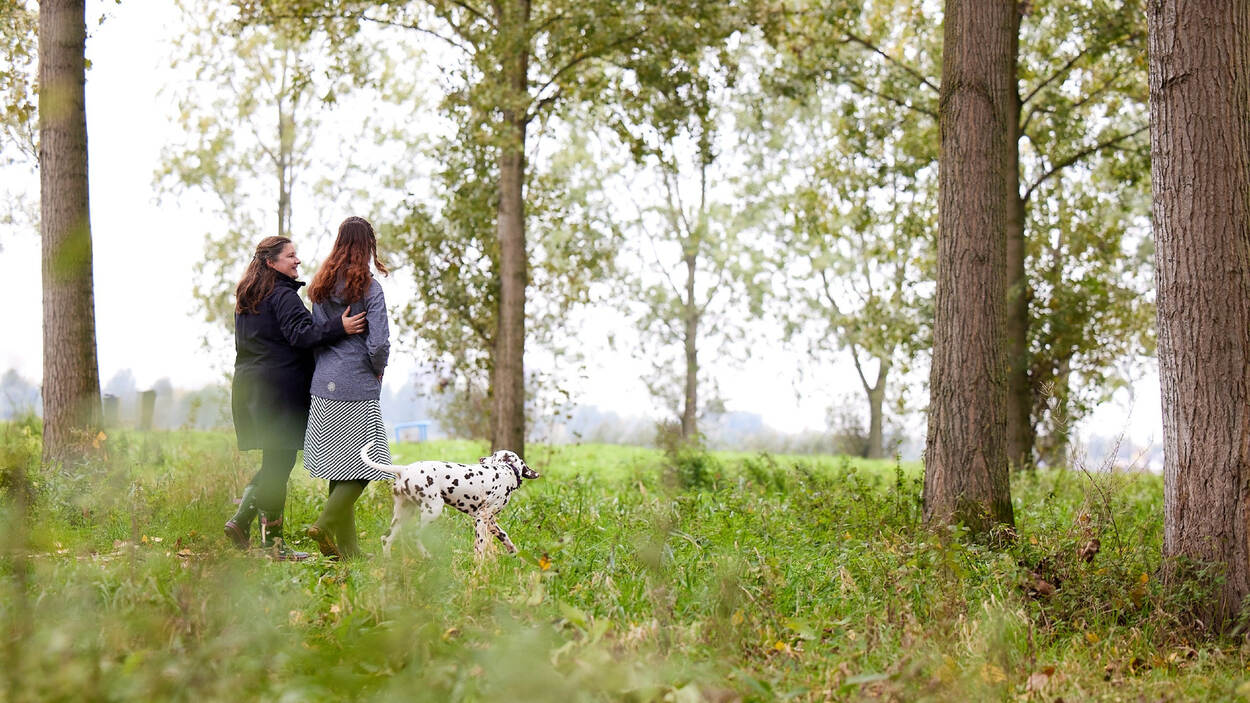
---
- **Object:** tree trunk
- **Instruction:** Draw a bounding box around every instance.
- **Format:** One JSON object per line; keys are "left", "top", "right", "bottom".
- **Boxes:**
{"left": 1005, "top": 191, "right": 1032, "bottom": 471}
{"left": 681, "top": 252, "right": 698, "bottom": 440}
{"left": 923, "top": 0, "right": 1017, "bottom": 534}
{"left": 39, "top": 0, "right": 101, "bottom": 464}
{"left": 490, "top": 0, "right": 530, "bottom": 457}
{"left": 865, "top": 359, "right": 889, "bottom": 460}
{"left": 1150, "top": 0, "right": 1250, "bottom": 628}
{"left": 277, "top": 98, "right": 293, "bottom": 240}
{"left": 1003, "top": 5, "right": 1030, "bottom": 473}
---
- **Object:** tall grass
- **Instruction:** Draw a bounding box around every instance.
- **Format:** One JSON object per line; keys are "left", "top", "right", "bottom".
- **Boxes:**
{"left": 0, "top": 425, "right": 1246, "bottom": 701}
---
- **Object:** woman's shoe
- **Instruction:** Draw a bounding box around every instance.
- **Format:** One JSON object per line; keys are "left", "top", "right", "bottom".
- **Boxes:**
{"left": 224, "top": 485, "right": 259, "bottom": 550}
{"left": 306, "top": 524, "right": 341, "bottom": 559}
{"left": 258, "top": 509, "right": 311, "bottom": 561}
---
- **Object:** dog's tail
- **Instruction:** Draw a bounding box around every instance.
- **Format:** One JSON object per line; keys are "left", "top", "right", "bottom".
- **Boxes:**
{"left": 360, "top": 441, "right": 400, "bottom": 474}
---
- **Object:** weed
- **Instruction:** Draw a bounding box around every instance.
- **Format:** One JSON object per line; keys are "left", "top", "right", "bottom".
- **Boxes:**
{"left": 0, "top": 426, "right": 1246, "bottom": 701}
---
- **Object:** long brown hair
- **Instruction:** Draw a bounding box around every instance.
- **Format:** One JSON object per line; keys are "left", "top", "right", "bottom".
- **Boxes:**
{"left": 235, "top": 236, "right": 292, "bottom": 314}
{"left": 309, "top": 216, "right": 389, "bottom": 304}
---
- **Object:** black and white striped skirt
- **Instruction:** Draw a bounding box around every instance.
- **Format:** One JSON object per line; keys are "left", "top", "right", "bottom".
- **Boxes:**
{"left": 304, "top": 396, "right": 394, "bottom": 481}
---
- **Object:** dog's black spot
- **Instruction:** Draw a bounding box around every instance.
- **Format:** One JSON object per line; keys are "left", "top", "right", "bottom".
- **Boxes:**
{"left": 426, "top": 476, "right": 434, "bottom": 486}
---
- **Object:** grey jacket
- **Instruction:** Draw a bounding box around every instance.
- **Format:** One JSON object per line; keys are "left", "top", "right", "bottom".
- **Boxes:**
{"left": 310, "top": 277, "right": 390, "bottom": 401}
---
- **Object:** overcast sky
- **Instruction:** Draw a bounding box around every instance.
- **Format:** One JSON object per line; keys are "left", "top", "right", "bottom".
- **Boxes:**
{"left": 0, "top": 0, "right": 1164, "bottom": 454}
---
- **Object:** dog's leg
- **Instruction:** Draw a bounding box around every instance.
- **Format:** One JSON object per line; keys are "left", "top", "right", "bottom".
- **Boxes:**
{"left": 486, "top": 517, "right": 517, "bottom": 554}
{"left": 382, "top": 497, "right": 417, "bottom": 557}
{"left": 473, "top": 516, "right": 494, "bottom": 561}
{"left": 411, "top": 494, "right": 443, "bottom": 558}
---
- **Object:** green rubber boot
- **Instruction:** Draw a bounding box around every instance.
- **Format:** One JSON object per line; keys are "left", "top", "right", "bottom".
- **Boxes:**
{"left": 337, "top": 495, "right": 362, "bottom": 559}
{"left": 258, "top": 509, "right": 311, "bottom": 562}
{"left": 224, "top": 485, "right": 259, "bottom": 550}
{"left": 307, "top": 482, "right": 365, "bottom": 559}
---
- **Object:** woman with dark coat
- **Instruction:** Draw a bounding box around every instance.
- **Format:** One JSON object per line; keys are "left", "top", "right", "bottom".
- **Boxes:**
{"left": 225, "top": 235, "right": 367, "bottom": 560}
{"left": 303, "top": 216, "right": 393, "bottom": 559}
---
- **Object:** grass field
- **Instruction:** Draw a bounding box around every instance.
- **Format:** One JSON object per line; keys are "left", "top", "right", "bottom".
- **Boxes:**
{"left": 1, "top": 417, "right": 1248, "bottom": 701}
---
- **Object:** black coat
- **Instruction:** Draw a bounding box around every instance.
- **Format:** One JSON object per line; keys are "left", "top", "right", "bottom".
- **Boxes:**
{"left": 232, "top": 274, "right": 346, "bottom": 451}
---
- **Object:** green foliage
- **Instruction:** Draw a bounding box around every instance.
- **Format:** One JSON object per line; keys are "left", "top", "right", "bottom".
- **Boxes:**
{"left": 159, "top": 0, "right": 415, "bottom": 362}
{"left": 590, "top": 27, "right": 775, "bottom": 430}
{"left": 0, "top": 0, "right": 36, "bottom": 165}
{"left": 1017, "top": 0, "right": 1154, "bottom": 462}
{"left": 761, "top": 0, "right": 941, "bottom": 450}
{"left": 0, "top": 0, "right": 38, "bottom": 235}
{"left": 654, "top": 420, "right": 722, "bottom": 490}
{"left": 2, "top": 426, "right": 1245, "bottom": 700}
{"left": 234, "top": 1, "right": 763, "bottom": 449}
{"left": 389, "top": 108, "right": 618, "bottom": 395}
{"left": 765, "top": 0, "right": 1153, "bottom": 460}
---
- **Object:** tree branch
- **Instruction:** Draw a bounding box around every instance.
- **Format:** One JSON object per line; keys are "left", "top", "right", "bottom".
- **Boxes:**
{"left": 359, "top": 13, "right": 475, "bottom": 55}
{"left": 445, "top": 0, "right": 494, "bottom": 29}
{"left": 1022, "top": 124, "right": 1147, "bottom": 202}
{"left": 844, "top": 77, "right": 936, "bottom": 119}
{"left": 1021, "top": 31, "right": 1143, "bottom": 107}
{"left": 847, "top": 342, "right": 873, "bottom": 397}
{"left": 525, "top": 27, "right": 648, "bottom": 124}
{"left": 844, "top": 31, "right": 939, "bottom": 94}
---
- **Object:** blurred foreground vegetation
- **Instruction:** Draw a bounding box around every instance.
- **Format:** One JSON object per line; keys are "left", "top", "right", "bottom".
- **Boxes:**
{"left": 1, "top": 417, "right": 1247, "bottom": 701}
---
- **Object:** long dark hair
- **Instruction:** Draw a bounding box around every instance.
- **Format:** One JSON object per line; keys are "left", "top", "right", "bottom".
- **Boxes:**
{"left": 235, "top": 236, "right": 292, "bottom": 314}
{"left": 309, "top": 216, "right": 389, "bottom": 304}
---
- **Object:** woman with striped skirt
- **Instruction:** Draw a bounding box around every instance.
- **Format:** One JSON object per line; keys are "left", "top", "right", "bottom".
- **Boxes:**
{"left": 303, "top": 216, "right": 394, "bottom": 559}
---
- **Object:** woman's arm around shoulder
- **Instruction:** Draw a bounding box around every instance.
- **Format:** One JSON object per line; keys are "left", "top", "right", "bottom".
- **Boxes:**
{"left": 271, "top": 285, "right": 347, "bottom": 349}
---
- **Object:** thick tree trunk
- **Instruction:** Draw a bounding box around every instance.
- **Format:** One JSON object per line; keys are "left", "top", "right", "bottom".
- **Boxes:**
{"left": 923, "top": 0, "right": 1017, "bottom": 534}
{"left": 1150, "top": 0, "right": 1250, "bottom": 628}
{"left": 39, "top": 0, "right": 101, "bottom": 464}
{"left": 681, "top": 253, "right": 698, "bottom": 440}
{"left": 490, "top": 0, "right": 530, "bottom": 457}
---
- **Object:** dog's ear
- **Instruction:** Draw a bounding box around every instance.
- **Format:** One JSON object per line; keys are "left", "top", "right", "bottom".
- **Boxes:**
{"left": 479, "top": 456, "right": 489, "bottom": 465}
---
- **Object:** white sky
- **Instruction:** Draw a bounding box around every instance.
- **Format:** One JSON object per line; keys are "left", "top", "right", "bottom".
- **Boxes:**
{"left": 0, "top": 0, "right": 1164, "bottom": 454}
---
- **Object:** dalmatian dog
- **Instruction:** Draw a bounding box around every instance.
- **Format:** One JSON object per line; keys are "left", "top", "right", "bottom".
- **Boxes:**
{"left": 359, "top": 442, "right": 540, "bottom": 560}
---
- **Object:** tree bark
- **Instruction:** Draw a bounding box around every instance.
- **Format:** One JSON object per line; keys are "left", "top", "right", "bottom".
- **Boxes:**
{"left": 39, "top": 0, "right": 101, "bottom": 464}
{"left": 681, "top": 251, "right": 698, "bottom": 440}
{"left": 1003, "top": 4, "right": 1031, "bottom": 473}
{"left": 850, "top": 345, "right": 890, "bottom": 459}
{"left": 1150, "top": 0, "right": 1250, "bottom": 628}
{"left": 490, "top": 0, "right": 531, "bottom": 458}
{"left": 865, "top": 360, "right": 889, "bottom": 460}
{"left": 1005, "top": 191, "right": 1033, "bottom": 471}
{"left": 923, "top": 0, "right": 1017, "bottom": 534}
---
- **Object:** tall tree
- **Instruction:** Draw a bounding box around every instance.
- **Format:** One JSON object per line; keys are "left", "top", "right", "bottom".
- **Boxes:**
{"left": 393, "top": 103, "right": 617, "bottom": 441}
{"left": 1150, "top": 0, "right": 1250, "bottom": 628}
{"left": 1006, "top": 0, "right": 1150, "bottom": 470}
{"left": 922, "top": 0, "right": 1016, "bottom": 532}
{"left": 768, "top": 0, "right": 1153, "bottom": 469}
{"left": 775, "top": 78, "right": 936, "bottom": 460}
{"left": 239, "top": 0, "right": 748, "bottom": 456}
{"left": 601, "top": 44, "right": 765, "bottom": 441}
{"left": 39, "top": 0, "right": 100, "bottom": 463}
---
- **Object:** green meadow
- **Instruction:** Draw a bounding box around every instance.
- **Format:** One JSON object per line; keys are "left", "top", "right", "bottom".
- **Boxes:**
{"left": 1, "top": 418, "right": 1247, "bottom": 702}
